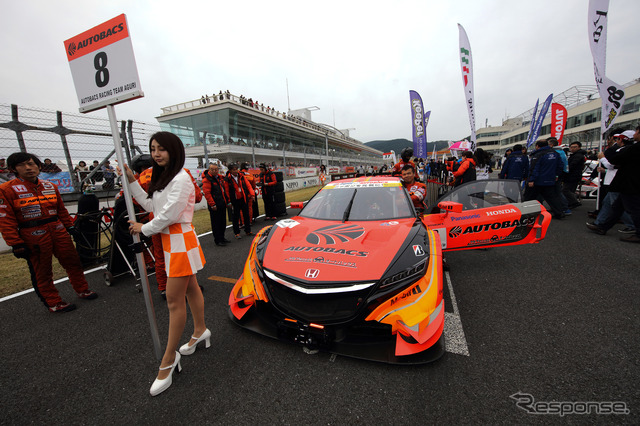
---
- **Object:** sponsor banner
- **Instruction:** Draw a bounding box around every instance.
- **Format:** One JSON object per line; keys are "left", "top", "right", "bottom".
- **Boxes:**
{"left": 458, "top": 24, "right": 476, "bottom": 152}
{"left": 40, "top": 172, "right": 74, "bottom": 193}
{"left": 527, "top": 93, "right": 553, "bottom": 149}
{"left": 294, "top": 167, "right": 317, "bottom": 178}
{"left": 525, "top": 98, "right": 539, "bottom": 148}
{"left": 550, "top": 103, "right": 568, "bottom": 145}
{"left": 283, "top": 177, "right": 320, "bottom": 192}
{"left": 344, "top": 166, "right": 355, "bottom": 173}
{"left": 328, "top": 166, "right": 340, "bottom": 174}
{"left": 588, "top": 0, "right": 625, "bottom": 134}
{"left": 409, "top": 90, "right": 427, "bottom": 159}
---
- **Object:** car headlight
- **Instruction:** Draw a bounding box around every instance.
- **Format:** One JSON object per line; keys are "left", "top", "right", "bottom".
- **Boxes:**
{"left": 379, "top": 260, "right": 427, "bottom": 289}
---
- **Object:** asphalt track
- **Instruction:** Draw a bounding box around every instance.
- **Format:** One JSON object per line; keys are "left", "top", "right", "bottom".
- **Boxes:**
{"left": 1, "top": 199, "right": 638, "bottom": 424}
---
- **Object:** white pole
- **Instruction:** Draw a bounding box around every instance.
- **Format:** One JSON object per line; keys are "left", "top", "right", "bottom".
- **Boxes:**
{"left": 107, "top": 104, "right": 162, "bottom": 361}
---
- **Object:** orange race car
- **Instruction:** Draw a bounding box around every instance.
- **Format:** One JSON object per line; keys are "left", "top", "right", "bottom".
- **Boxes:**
{"left": 229, "top": 177, "right": 551, "bottom": 363}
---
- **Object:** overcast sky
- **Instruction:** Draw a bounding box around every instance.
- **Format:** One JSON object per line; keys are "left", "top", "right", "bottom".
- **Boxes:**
{"left": 2, "top": 0, "right": 639, "bottom": 143}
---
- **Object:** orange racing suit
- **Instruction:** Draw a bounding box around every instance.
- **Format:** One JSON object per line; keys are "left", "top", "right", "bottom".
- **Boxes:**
{"left": 0, "top": 177, "right": 89, "bottom": 307}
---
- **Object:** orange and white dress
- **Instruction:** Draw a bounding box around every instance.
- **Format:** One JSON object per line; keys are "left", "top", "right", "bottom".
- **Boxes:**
{"left": 130, "top": 169, "right": 205, "bottom": 277}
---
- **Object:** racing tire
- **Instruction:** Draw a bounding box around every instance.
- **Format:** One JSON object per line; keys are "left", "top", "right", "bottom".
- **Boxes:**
{"left": 274, "top": 181, "right": 284, "bottom": 193}
{"left": 274, "top": 192, "right": 286, "bottom": 203}
{"left": 274, "top": 201, "right": 288, "bottom": 216}
{"left": 274, "top": 171, "right": 284, "bottom": 182}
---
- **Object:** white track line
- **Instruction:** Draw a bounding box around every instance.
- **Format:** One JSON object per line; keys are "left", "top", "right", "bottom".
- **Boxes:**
{"left": 444, "top": 270, "right": 470, "bottom": 356}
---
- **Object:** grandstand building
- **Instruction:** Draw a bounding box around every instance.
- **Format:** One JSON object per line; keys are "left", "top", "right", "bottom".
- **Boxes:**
{"left": 156, "top": 93, "right": 383, "bottom": 167}
{"left": 476, "top": 78, "right": 640, "bottom": 154}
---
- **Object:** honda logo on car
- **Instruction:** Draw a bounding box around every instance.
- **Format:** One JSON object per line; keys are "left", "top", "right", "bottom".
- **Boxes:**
{"left": 486, "top": 208, "right": 517, "bottom": 216}
{"left": 449, "top": 217, "right": 536, "bottom": 238}
{"left": 305, "top": 269, "right": 320, "bottom": 279}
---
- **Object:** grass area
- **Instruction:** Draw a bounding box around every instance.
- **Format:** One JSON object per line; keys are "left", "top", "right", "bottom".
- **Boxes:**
{"left": 0, "top": 185, "right": 321, "bottom": 299}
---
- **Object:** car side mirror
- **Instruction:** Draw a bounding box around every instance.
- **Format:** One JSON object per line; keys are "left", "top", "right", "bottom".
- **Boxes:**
{"left": 290, "top": 202, "right": 304, "bottom": 209}
{"left": 437, "top": 201, "right": 463, "bottom": 214}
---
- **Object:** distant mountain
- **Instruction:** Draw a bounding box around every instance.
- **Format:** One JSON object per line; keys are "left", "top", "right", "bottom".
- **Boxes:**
{"left": 365, "top": 139, "right": 451, "bottom": 156}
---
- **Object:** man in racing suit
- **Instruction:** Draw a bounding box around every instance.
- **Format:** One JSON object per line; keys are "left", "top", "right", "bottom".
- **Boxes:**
{"left": 258, "top": 163, "right": 278, "bottom": 220}
{"left": 391, "top": 147, "right": 416, "bottom": 177}
{"left": 202, "top": 163, "right": 231, "bottom": 246}
{"left": 401, "top": 164, "right": 427, "bottom": 215}
{"left": 0, "top": 152, "right": 97, "bottom": 313}
{"left": 240, "top": 163, "right": 258, "bottom": 224}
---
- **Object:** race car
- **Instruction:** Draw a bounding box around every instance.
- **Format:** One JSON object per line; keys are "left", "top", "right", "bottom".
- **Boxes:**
{"left": 229, "top": 177, "right": 551, "bottom": 363}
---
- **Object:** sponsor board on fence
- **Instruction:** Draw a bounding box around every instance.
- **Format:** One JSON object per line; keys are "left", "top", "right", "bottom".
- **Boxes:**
{"left": 294, "top": 167, "right": 317, "bottom": 178}
{"left": 284, "top": 177, "right": 320, "bottom": 192}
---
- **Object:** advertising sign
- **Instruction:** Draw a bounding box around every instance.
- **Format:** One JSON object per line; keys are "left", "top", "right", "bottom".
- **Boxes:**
{"left": 64, "top": 14, "right": 143, "bottom": 113}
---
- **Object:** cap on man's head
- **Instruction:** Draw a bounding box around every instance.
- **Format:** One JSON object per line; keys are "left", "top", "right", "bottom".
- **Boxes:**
{"left": 619, "top": 130, "right": 635, "bottom": 140}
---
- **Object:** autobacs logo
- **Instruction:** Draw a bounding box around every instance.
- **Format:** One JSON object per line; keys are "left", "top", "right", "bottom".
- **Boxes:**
{"left": 68, "top": 23, "right": 125, "bottom": 57}
{"left": 306, "top": 224, "right": 365, "bottom": 245}
{"left": 449, "top": 217, "right": 536, "bottom": 238}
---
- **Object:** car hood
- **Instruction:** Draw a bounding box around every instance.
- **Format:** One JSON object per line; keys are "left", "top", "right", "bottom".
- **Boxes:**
{"left": 262, "top": 216, "right": 416, "bottom": 282}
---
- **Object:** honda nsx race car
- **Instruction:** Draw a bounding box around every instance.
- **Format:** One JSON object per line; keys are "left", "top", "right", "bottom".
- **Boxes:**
{"left": 229, "top": 177, "right": 551, "bottom": 363}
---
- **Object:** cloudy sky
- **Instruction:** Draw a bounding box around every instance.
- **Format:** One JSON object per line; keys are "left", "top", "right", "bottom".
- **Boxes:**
{"left": 2, "top": 0, "right": 639, "bottom": 143}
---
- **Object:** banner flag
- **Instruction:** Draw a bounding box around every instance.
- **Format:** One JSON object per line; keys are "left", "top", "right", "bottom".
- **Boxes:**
{"left": 458, "top": 24, "right": 476, "bottom": 152}
{"left": 525, "top": 98, "right": 539, "bottom": 148}
{"left": 409, "top": 90, "right": 427, "bottom": 159}
{"left": 588, "top": 0, "right": 625, "bottom": 135}
{"left": 527, "top": 93, "right": 553, "bottom": 149}
{"left": 550, "top": 103, "right": 568, "bottom": 145}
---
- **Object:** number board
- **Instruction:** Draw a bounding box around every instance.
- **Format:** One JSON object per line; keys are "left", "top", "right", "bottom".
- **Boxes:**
{"left": 64, "top": 14, "right": 143, "bottom": 113}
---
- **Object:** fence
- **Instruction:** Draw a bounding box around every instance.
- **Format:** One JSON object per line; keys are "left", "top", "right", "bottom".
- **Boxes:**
{"left": 0, "top": 103, "right": 161, "bottom": 193}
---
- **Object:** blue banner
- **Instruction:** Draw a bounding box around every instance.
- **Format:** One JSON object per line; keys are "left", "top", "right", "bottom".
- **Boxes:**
{"left": 525, "top": 98, "right": 539, "bottom": 148}
{"left": 409, "top": 90, "right": 427, "bottom": 158}
{"left": 41, "top": 172, "right": 74, "bottom": 193}
{"left": 527, "top": 94, "right": 553, "bottom": 149}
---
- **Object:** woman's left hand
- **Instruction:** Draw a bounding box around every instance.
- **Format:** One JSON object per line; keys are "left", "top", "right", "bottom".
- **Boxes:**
{"left": 128, "top": 220, "right": 143, "bottom": 235}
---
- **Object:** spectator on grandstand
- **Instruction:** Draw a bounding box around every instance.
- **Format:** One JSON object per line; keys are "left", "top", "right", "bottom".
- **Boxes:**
{"left": 89, "top": 160, "right": 103, "bottom": 183}
{"left": 499, "top": 144, "right": 529, "bottom": 182}
{"left": 563, "top": 142, "right": 587, "bottom": 209}
{"left": 524, "top": 140, "right": 565, "bottom": 219}
{"left": 41, "top": 158, "right": 62, "bottom": 173}
{"left": 74, "top": 161, "right": 89, "bottom": 172}
{"left": 0, "top": 158, "right": 8, "bottom": 173}
{"left": 102, "top": 161, "right": 116, "bottom": 189}
{"left": 586, "top": 129, "right": 639, "bottom": 242}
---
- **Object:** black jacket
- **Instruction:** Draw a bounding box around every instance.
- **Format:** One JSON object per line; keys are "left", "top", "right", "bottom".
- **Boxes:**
{"left": 565, "top": 149, "right": 586, "bottom": 183}
{"left": 606, "top": 142, "right": 640, "bottom": 195}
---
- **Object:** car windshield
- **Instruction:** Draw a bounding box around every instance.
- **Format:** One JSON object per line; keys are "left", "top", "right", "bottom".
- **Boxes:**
{"left": 300, "top": 181, "right": 414, "bottom": 221}
{"left": 433, "top": 179, "right": 523, "bottom": 211}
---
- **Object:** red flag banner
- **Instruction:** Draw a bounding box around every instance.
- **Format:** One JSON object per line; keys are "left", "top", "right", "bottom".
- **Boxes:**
{"left": 550, "top": 103, "right": 568, "bottom": 145}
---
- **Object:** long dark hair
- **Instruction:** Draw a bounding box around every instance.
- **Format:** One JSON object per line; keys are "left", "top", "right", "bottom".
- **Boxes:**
{"left": 147, "top": 132, "right": 185, "bottom": 198}
{"left": 474, "top": 148, "right": 488, "bottom": 167}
